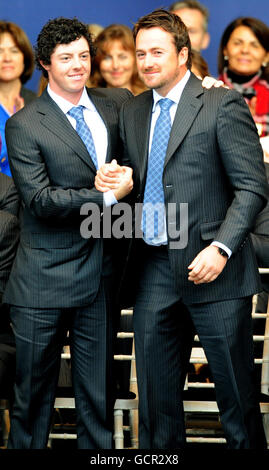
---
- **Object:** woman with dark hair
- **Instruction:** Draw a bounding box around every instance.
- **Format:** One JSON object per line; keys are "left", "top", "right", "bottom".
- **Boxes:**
{"left": 0, "top": 21, "right": 36, "bottom": 176}
{"left": 90, "top": 24, "right": 146, "bottom": 95}
{"left": 218, "top": 17, "right": 269, "bottom": 137}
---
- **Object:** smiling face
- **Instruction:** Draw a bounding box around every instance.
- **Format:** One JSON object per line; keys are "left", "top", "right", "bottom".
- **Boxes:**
{"left": 0, "top": 32, "right": 24, "bottom": 83}
{"left": 224, "top": 25, "right": 269, "bottom": 76}
{"left": 41, "top": 36, "right": 91, "bottom": 104}
{"left": 135, "top": 27, "right": 188, "bottom": 96}
{"left": 99, "top": 40, "right": 135, "bottom": 90}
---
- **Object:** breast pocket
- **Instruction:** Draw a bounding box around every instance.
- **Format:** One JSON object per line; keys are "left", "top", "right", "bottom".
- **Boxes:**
{"left": 181, "top": 130, "right": 217, "bottom": 166}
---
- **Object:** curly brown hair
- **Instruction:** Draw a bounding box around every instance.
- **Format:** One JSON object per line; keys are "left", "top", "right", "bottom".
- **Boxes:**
{"left": 35, "top": 17, "right": 96, "bottom": 79}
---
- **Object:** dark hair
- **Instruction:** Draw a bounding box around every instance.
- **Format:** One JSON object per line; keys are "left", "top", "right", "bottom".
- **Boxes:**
{"left": 90, "top": 23, "right": 146, "bottom": 95}
{"left": 0, "top": 20, "right": 34, "bottom": 84}
{"left": 133, "top": 9, "right": 192, "bottom": 69}
{"left": 218, "top": 17, "right": 269, "bottom": 80}
{"left": 169, "top": 0, "right": 209, "bottom": 31}
{"left": 191, "top": 49, "right": 209, "bottom": 78}
{"left": 35, "top": 17, "right": 96, "bottom": 78}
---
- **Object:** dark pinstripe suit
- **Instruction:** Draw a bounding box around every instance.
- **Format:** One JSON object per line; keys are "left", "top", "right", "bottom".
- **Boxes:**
{"left": 0, "top": 174, "right": 20, "bottom": 295}
{"left": 3, "top": 87, "right": 131, "bottom": 448}
{"left": 0, "top": 174, "right": 19, "bottom": 396}
{"left": 120, "top": 73, "right": 269, "bottom": 448}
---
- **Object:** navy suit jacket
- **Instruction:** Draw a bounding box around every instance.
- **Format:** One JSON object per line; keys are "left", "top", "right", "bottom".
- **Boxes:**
{"left": 4, "top": 87, "right": 131, "bottom": 308}
{"left": 0, "top": 173, "right": 20, "bottom": 296}
{"left": 120, "top": 73, "right": 269, "bottom": 304}
{"left": 0, "top": 173, "right": 19, "bottom": 352}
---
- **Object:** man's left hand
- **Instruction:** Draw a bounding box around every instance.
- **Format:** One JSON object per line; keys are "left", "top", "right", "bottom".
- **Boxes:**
{"left": 201, "top": 76, "right": 227, "bottom": 89}
{"left": 188, "top": 245, "right": 228, "bottom": 284}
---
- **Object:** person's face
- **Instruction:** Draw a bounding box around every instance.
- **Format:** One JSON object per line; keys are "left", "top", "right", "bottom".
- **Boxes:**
{"left": 99, "top": 40, "right": 135, "bottom": 90}
{"left": 224, "top": 26, "right": 269, "bottom": 76}
{"left": 0, "top": 32, "right": 24, "bottom": 83}
{"left": 41, "top": 37, "right": 91, "bottom": 104}
{"left": 136, "top": 27, "right": 188, "bottom": 97}
{"left": 173, "top": 8, "right": 209, "bottom": 51}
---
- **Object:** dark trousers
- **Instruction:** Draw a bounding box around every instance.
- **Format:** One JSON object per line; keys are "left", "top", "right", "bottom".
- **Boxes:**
{"left": 0, "top": 301, "right": 15, "bottom": 399}
{"left": 133, "top": 244, "right": 267, "bottom": 449}
{"left": 7, "top": 277, "right": 115, "bottom": 449}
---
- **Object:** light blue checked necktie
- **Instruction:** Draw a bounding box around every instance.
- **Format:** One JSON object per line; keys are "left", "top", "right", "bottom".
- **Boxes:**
{"left": 68, "top": 105, "right": 98, "bottom": 168}
{"left": 142, "top": 98, "right": 174, "bottom": 240}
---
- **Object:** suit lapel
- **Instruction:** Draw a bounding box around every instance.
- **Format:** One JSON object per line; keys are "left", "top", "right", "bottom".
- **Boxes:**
{"left": 165, "top": 73, "right": 204, "bottom": 167}
{"left": 37, "top": 90, "right": 96, "bottom": 171}
{"left": 134, "top": 91, "right": 152, "bottom": 182}
{"left": 88, "top": 90, "right": 119, "bottom": 163}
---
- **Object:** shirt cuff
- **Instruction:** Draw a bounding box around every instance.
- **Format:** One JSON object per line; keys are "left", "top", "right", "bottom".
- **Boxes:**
{"left": 211, "top": 241, "right": 232, "bottom": 259}
{"left": 103, "top": 190, "right": 118, "bottom": 207}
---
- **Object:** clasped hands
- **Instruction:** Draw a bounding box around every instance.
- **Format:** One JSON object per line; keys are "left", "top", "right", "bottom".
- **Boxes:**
{"left": 95, "top": 159, "right": 133, "bottom": 201}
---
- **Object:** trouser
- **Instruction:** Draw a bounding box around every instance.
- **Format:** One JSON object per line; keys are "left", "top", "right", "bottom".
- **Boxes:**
{"left": 8, "top": 277, "right": 114, "bottom": 449}
{"left": 133, "top": 244, "right": 267, "bottom": 449}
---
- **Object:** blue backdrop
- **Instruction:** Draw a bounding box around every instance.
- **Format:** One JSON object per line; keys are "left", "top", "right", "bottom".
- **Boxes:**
{"left": 1, "top": 0, "right": 269, "bottom": 92}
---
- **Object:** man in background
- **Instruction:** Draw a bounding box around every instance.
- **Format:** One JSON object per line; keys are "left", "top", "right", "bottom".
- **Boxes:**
{"left": 169, "top": 0, "right": 210, "bottom": 52}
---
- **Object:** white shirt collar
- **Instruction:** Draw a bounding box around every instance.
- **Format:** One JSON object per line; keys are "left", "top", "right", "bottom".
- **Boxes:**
{"left": 47, "top": 85, "right": 95, "bottom": 114}
{"left": 152, "top": 69, "right": 191, "bottom": 112}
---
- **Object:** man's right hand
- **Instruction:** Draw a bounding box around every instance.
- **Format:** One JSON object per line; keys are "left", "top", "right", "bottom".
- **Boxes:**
{"left": 95, "top": 159, "right": 133, "bottom": 200}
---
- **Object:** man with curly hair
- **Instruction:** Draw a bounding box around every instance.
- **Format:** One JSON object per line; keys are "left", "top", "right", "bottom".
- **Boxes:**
{"left": 4, "top": 17, "right": 133, "bottom": 449}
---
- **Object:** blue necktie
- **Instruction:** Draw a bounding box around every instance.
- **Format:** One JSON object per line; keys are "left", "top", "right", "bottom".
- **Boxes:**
{"left": 68, "top": 105, "right": 98, "bottom": 168}
{"left": 142, "top": 98, "right": 174, "bottom": 240}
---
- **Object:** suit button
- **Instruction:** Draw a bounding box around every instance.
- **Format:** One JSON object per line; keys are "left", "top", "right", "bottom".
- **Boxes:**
{"left": 166, "top": 184, "right": 173, "bottom": 188}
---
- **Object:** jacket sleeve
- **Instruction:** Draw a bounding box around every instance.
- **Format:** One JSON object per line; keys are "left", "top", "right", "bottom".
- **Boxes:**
{"left": 0, "top": 176, "right": 20, "bottom": 217}
{"left": 214, "top": 89, "right": 269, "bottom": 253}
{"left": 0, "top": 177, "right": 20, "bottom": 294}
